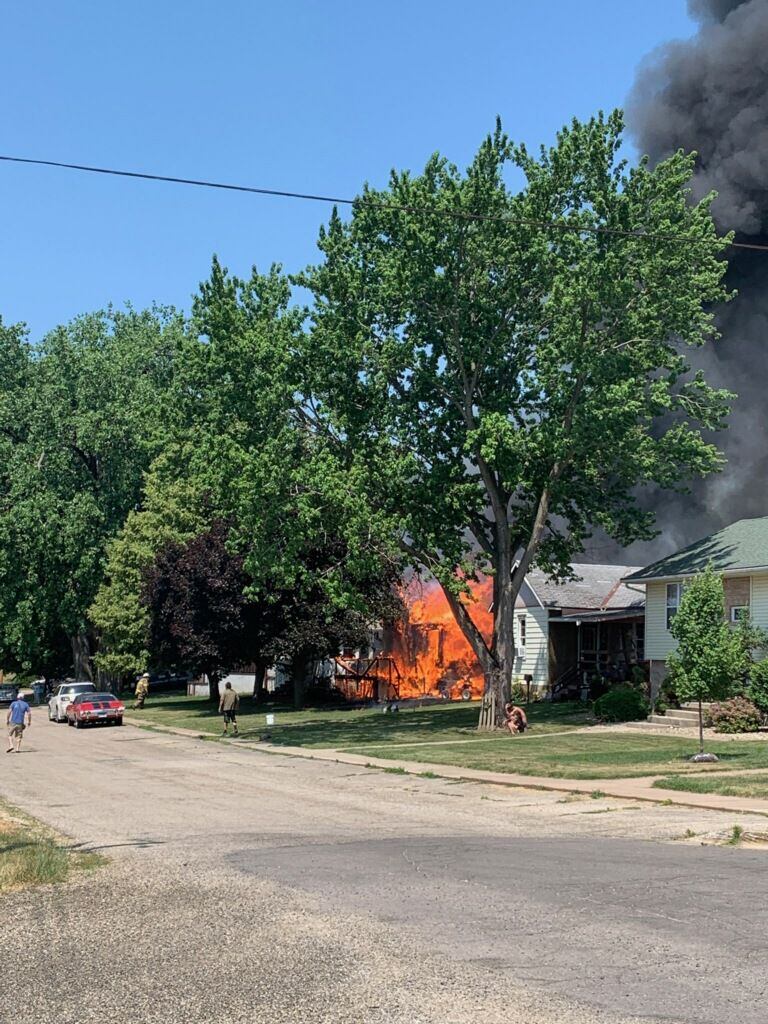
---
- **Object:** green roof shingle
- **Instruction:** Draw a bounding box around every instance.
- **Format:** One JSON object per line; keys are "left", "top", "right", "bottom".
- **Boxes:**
{"left": 625, "top": 517, "right": 768, "bottom": 582}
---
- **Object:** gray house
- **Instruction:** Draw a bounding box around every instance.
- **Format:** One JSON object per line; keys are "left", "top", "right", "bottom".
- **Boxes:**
{"left": 513, "top": 564, "right": 645, "bottom": 694}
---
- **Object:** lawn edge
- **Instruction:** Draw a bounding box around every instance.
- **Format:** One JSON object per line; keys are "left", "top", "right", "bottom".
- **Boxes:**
{"left": 122, "top": 716, "right": 768, "bottom": 817}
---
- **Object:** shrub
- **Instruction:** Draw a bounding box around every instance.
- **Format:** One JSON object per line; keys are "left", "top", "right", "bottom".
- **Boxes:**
{"left": 510, "top": 681, "right": 527, "bottom": 703}
{"left": 659, "top": 673, "right": 680, "bottom": 708}
{"left": 593, "top": 684, "right": 649, "bottom": 723}
{"left": 630, "top": 664, "right": 648, "bottom": 689}
{"left": 708, "top": 696, "right": 761, "bottom": 734}
{"left": 748, "top": 660, "right": 768, "bottom": 715}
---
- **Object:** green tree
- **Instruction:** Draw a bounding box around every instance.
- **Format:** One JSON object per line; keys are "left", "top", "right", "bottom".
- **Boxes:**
{"left": 92, "top": 261, "right": 402, "bottom": 705}
{"left": 260, "top": 534, "right": 403, "bottom": 709}
{"left": 89, "top": 452, "right": 209, "bottom": 687}
{"left": 0, "top": 318, "right": 70, "bottom": 676}
{"left": 300, "top": 111, "right": 732, "bottom": 724}
{"left": 667, "top": 567, "right": 745, "bottom": 752}
{"left": 0, "top": 307, "right": 183, "bottom": 677}
{"left": 183, "top": 258, "right": 401, "bottom": 600}
{"left": 174, "top": 260, "right": 404, "bottom": 705}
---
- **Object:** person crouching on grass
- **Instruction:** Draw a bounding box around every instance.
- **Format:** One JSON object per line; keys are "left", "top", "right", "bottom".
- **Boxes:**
{"left": 504, "top": 702, "right": 528, "bottom": 735}
{"left": 219, "top": 682, "right": 240, "bottom": 737}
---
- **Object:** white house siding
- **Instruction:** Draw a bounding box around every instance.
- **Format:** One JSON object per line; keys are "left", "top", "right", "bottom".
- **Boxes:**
{"left": 646, "top": 573, "right": 768, "bottom": 663}
{"left": 750, "top": 574, "right": 768, "bottom": 632}
{"left": 513, "top": 605, "right": 549, "bottom": 690}
{"left": 644, "top": 581, "right": 676, "bottom": 661}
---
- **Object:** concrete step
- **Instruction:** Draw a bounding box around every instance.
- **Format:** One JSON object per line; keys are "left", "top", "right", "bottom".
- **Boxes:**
{"left": 680, "top": 702, "right": 714, "bottom": 710}
{"left": 662, "top": 709, "right": 700, "bottom": 723}
{"left": 626, "top": 707, "right": 708, "bottom": 731}
{"left": 625, "top": 720, "right": 674, "bottom": 731}
{"left": 647, "top": 714, "right": 685, "bottom": 727}
{"left": 625, "top": 719, "right": 694, "bottom": 731}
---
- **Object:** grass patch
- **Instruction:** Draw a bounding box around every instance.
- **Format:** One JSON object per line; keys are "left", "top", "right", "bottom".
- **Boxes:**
{"left": 728, "top": 824, "right": 744, "bottom": 846}
{"left": 350, "top": 732, "right": 768, "bottom": 779}
{"left": 0, "top": 802, "right": 105, "bottom": 895}
{"left": 130, "top": 695, "right": 595, "bottom": 748}
{"left": 653, "top": 772, "right": 768, "bottom": 800}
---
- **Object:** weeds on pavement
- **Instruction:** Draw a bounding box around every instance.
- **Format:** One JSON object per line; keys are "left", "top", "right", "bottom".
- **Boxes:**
{"left": 0, "top": 802, "right": 105, "bottom": 895}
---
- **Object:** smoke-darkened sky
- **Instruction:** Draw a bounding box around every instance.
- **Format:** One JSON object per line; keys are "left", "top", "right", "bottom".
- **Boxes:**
{"left": 604, "top": 0, "right": 768, "bottom": 563}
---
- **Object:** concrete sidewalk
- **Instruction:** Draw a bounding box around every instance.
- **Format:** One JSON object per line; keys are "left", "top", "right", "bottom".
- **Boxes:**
{"left": 123, "top": 716, "right": 768, "bottom": 817}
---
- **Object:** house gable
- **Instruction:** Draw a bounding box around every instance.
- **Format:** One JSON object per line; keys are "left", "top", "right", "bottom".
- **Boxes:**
{"left": 625, "top": 516, "right": 768, "bottom": 583}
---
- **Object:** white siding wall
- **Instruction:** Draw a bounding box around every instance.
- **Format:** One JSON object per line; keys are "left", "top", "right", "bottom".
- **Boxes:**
{"left": 750, "top": 574, "right": 768, "bottom": 633}
{"left": 644, "top": 581, "right": 676, "bottom": 661}
{"left": 646, "top": 573, "right": 768, "bottom": 662}
{"left": 513, "top": 606, "right": 549, "bottom": 689}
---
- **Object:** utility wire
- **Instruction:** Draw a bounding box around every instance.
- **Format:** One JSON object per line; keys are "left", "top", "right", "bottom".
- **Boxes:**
{"left": 2, "top": 153, "right": 767, "bottom": 253}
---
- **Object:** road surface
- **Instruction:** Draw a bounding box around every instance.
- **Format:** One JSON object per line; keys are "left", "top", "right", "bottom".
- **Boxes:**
{"left": 2, "top": 709, "right": 767, "bottom": 1023}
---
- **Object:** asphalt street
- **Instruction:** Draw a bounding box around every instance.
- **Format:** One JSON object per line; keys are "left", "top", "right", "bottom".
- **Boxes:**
{"left": 2, "top": 709, "right": 767, "bottom": 1023}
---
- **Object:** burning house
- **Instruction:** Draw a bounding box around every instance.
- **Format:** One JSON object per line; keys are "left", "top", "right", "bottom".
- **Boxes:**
{"left": 330, "top": 566, "right": 646, "bottom": 703}
{"left": 330, "top": 577, "right": 493, "bottom": 703}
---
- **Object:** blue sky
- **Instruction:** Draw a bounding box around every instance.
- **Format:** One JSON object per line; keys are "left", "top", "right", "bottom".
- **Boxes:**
{"left": 2, "top": 1, "right": 695, "bottom": 338}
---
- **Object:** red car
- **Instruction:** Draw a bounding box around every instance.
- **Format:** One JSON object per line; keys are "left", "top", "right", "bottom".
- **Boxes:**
{"left": 66, "top": 692, "right": 125, "bottom": 728}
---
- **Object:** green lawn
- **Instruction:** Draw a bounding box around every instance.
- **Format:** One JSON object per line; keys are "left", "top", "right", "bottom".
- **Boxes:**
{"left": 131, "top": 694, "right": 768, "bottom": 780}
{"left": 131, "top": 695, "right": 596, "bottom": 748}
{"left": 653, "top": 773, "right": 768, "bottom": 799}
{"left": 351, "top": 733, "right": 768, "bottom": 779}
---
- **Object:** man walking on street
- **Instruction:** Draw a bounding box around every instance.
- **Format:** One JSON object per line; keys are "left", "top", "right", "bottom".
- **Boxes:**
{"left": 6, "top": 692, "right": 31, "bottom": 753}
{"left": 133, "top": 672, "right": 150, "bottom": 710}
{"left": 219, "top": 682, "right": 240, "bottom": 737}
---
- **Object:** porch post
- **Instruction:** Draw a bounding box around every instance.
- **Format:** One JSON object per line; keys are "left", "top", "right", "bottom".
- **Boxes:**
{"left": 596, "top": 622, "right": 601, "bottom": 677}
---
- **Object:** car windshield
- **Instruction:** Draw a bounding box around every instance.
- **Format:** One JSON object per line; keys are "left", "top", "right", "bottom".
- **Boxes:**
{"left": 88, "top": 694, "right": 116, "bottom": 701}
{"left": 65, "top": 684, "right": 95, "bottom": 695}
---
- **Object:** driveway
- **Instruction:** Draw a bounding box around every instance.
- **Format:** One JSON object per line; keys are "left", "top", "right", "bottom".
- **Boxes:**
{"left": 2, "top": 709, "right": 767, "bottom": 1023}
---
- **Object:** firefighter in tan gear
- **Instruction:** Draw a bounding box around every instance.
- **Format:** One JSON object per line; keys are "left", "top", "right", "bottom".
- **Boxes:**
{"left": 133, "top": 672, "right": 150, "bottom": 709}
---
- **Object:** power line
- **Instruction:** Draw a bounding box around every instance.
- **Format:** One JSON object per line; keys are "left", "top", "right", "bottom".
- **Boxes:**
{"left": 1, "top": 152, "right": 767, "bottom": 253}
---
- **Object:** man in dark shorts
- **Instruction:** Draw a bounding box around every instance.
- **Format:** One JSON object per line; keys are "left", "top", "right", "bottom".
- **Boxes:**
{"left": 219, "top": 682, "right": 240, "bottom": 737}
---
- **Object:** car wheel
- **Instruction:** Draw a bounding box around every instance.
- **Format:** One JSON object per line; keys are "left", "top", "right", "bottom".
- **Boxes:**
{"left": 67, "top": 715, "right": 73, "bottom": 727}
{"left": 116, "top": 717, "right": 124, "bottom": 726}
{"left": 48, "top": 706, "right": 54, "bottom": 721}
{"left": 74, "top": 717, "right": 81, "bottom": 729}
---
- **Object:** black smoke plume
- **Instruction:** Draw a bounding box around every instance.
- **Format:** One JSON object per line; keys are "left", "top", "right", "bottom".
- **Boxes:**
{"left": 615, "top": 0, "right": 768, "bottom": 559}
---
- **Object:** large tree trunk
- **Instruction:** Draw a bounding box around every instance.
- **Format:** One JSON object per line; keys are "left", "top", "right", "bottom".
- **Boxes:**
{"left": 437, "top": 581, "right": 504, "bottom": 729}
{"left": 252, "top": 660, "right": 269, "bottom": 703}
{"left": 491, "top": 533, "right": 515, "bottom": 725}
{"left": 70, "top": 634, "right": 93, "bottom": 680}
{"left": 208, "top": 672, "right": 221, "bottom": 704}
{"left": 292, "top": 653, "right": 310, "bottom": 710}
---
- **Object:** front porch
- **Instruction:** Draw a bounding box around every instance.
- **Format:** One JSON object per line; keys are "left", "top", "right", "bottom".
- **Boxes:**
{"left": 548, "top": 609, "right": 646, "bottom": 699}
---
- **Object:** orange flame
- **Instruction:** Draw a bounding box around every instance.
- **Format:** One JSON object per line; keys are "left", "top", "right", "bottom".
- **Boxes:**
{"left": 384, "top": 577, "right": 493, "bottom": 699}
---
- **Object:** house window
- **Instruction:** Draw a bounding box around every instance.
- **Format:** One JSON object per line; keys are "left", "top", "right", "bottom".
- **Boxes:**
{"left": 517, "top": 615, "right": 526, "bottom": 648}
{"left": 666, "top": 583, "right": 683, "bottom": 630}
{"left": 731, "top": 606, "right": 749, "bottom": 624}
